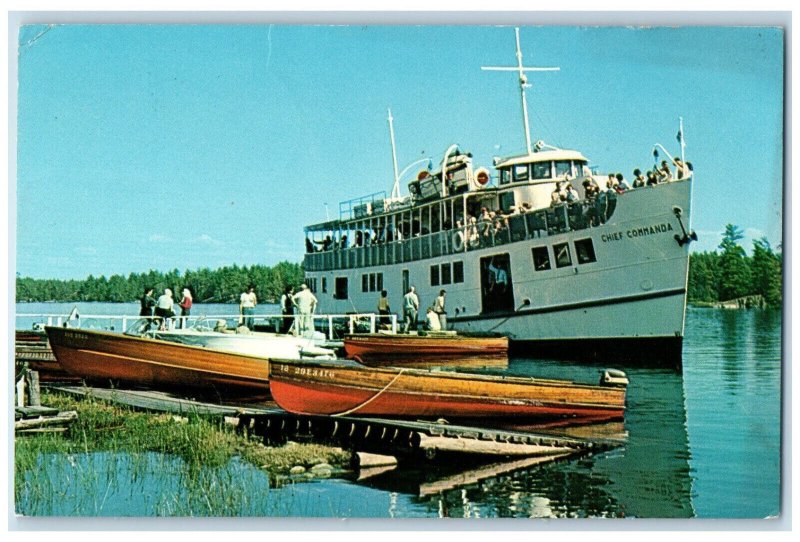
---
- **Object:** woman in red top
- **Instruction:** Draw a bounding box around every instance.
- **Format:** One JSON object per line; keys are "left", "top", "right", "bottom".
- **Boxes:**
{"left": 178, "top": 287, "right": 193, "bottom": 329}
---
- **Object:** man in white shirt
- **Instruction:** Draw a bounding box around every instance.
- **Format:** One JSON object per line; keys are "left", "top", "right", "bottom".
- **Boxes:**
{"left": 239, "top": 285, "right": 257, "bottom": 330}
{"left": 292, "top": 284, "right": 318, "bottom": 336}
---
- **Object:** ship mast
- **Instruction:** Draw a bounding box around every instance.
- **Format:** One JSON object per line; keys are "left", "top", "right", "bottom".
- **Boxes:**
{"left": 482, "top": 27, "right": 560, "bottom": 155}
{"left": 388, "top": 108, "right": 401, "bottom": 200}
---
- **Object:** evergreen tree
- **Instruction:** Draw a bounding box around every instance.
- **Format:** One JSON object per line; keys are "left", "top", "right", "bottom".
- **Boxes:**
{"left": 717, "top": 224, "right": 752, "bottom": 301}
{"left": 750, "top": 237, "right": 782, "bottom": 307}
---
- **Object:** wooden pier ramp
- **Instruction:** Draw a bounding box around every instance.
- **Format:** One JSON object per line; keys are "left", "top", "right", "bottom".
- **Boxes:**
{"left": 50, "top": 385, "right": 625, "bottom": 463}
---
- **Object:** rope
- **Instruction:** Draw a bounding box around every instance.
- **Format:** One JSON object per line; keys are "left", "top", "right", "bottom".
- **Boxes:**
{"left": 331, "top": 368, "right": 407, "bottom": 417}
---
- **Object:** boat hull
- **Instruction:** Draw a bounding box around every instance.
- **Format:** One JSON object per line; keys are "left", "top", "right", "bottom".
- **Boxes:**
{"left": 268, "top": 359, "right": 625, "bottom": 423}
{"left": 343, "top": 333, "right": 508, "bottom": 362}
{"left": 45, "top": 327, "right": 271, "bottom": 400}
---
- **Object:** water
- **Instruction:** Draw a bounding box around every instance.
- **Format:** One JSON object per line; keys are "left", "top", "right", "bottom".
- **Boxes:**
{"left": 13, "top": 305, "right": 782, "bottom": 519}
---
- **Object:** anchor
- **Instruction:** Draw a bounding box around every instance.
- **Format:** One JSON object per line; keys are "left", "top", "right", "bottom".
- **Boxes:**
{"left": 672, "top": 206, "right": 697, "bottom": 247}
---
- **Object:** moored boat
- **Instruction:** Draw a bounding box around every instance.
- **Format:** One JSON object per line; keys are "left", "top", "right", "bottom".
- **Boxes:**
{"left": 45, "top": 326, "right": 271, "bottom": 400}
{"left": 126, "top": 318, "right": 336, "bottom": 359}
{"left": 268, "top": 358, "right": 627, "bottom": 424}
{"left": 344, "top": 332, "right": 508, "bottom": 366}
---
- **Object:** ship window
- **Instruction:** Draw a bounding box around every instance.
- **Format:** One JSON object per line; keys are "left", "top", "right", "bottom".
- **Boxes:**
{"left": 575, "top": 239, "right": 597, "bottom": 264}
{"left": 362, "top": 273, "right": 383, "bottom": 292}
{"left": 532, "top": 162, "right": 552, "bottom": 179}
{"left": 513, "top": 164, "right": 529, "bottom": 182}
{"left": 453, "top": 261, "right": 464, "bottom": 283}
{"left": 334, "top": 277, "right": 348, "bottom": 299}
{"left": 532, "top": 246, "right": 551, "bottom": 271}
{"left": 305, "top": 278, "right": 317, "bottom": 292}
{"left": 553, "top": 242, "right": 572, "bottom": 268}
{"left": 499, "top": 168, "right": 511, "bottom": 185}
{"left": 321, "top": 277, "right": 327, "bottom": 293}
{"left": 555, "top": 160, "right": 572, "bottom": 177}
{"left": 430, "top": 265, "right": 440, "bottom": 286}
{"left": 441, "top": 263, "right": 452, "bottom": 285}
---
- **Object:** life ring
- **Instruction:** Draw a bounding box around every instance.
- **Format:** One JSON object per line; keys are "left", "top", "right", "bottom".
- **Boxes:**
{"left": 452, "top": 230, "right": 465, "bottom": 251}
{"left": 475, "top": 167, "right": 490, "bottom": 187}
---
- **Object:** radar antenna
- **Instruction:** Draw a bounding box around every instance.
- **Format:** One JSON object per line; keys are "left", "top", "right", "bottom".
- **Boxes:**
{"left": 481, "top": 27, "right": 560, "bottom": 155}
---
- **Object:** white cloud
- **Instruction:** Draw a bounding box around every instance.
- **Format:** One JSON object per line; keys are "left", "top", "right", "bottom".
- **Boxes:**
{"left": 196, "top": 234, "right": 223, "bottom": 246}
{"left": 148, "top": 234, "right": 171, "bottom": 243}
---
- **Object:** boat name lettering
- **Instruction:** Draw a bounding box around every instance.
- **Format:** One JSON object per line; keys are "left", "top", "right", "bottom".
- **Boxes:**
{"left": 601, "top": 222, "right": 674, "bottom": 242}
{"left": 278, "top": 364, "right": 336, "bottom": 379}
{"left": 64, "top": 331, "right": 89, "bottom": 342}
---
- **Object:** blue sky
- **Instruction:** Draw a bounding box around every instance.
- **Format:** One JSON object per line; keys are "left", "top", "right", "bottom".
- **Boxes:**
{"left": 13, "top": 24, "right": 785, "bottom": 280}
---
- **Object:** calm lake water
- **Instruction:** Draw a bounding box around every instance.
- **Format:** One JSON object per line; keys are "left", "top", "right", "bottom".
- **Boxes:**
{"left": 13, "top": 304, "right": 782, "bottom": 519}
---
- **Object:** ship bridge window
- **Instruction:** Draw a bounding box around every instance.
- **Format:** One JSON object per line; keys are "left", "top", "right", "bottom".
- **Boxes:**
{"left": 513, "top": 164, "right": 530, "bottom": 182}
{"left": 555, "top": 160, "right": 572, "bottom": 177}
{"left": 575, "top": 239, "right": 597, "bottom": 264}
{"left": 532, "top": 246, "right": 551, "bottom": 271}
{"left": 532, "top": 162, "right": 552, "bottom": 180}
{"left": 553, "top": 242, "right": 572, "bottom": 268}
{"left": 499, "top": 168, "right": 511, "bottom": 185}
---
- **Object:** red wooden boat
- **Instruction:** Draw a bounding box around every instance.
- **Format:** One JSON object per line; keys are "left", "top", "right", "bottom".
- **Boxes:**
{"left": 15, "top": 329, "right": 79, "bottom": 382}
{"left": 269, "top": 358, "right": 627, "bottom": 424}
{"left": 45, "top": 326, "right": 271, "bottom": 400}
{"left": 343, "top": 332, "right": 509, "bottom": 363}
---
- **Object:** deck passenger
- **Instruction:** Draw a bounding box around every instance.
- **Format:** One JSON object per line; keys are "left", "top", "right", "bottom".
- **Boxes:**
{"left": 632, "top": 169, "right": 646, "bottom": 188}
{"left": 293, "top": 284, "right": 318, "bottom": 336}
{"left": 402, "top": 286, "right": 420, "bottom": 334}
{"left": 566, "top": 184, "right": 580, "bottom": 203}
{"left": 646, "top": 170, "right": 659, "bottom": 186}
{"left": 657, "top": 160, "right": 673, "bottom": 183}
{"left": 672, "top": 157, "right": 690, "bottom": 180}
{"left": 239, "top": 285, "right": 258, "bottom": 331}
{"left": 615, "top": 173, "right": 631, "bottom": 192}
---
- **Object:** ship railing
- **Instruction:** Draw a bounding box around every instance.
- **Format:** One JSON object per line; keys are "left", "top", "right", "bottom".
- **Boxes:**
{"left": 303, "top": 194, "right": 619, "bottom": 272}
{"left": 15, "top": 312, "right": 397, "bottom": 341}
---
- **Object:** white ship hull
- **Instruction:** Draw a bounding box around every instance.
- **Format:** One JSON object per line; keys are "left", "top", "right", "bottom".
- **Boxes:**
{"left": 305, "top": 180, "right": 691, "bottom": 368}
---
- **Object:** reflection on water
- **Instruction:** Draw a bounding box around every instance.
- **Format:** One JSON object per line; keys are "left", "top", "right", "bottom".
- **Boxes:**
{"left": 14, "top": 305, "right": 782, "bottom": 518}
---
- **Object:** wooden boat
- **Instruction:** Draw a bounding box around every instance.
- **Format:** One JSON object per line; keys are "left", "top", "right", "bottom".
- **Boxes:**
{"left": 127, "top": 317, "right": 336, "bottom": 359}
{"left": 45, "top": 326, "right": 270, "bottom": 400}
{"left": 343, "top": 332, "right": 509, "bottom": 362}
{"left": 268, "top": 358, "right": 627, "bottom": 424}
{"left": 15, "top": 329, "right": 79, "bottom": 382}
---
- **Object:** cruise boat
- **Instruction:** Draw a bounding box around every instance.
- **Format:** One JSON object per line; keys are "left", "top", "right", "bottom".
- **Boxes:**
{"left": 302, "top": 29, "right": 694, "bottom": 368}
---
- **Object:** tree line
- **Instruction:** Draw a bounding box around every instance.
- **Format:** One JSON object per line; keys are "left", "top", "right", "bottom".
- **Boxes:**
{"left": 688, "top": 224, "right": 782, "bottom": 308}
{"left": 16, "top": 261, "right": 305, "bottom": 305}
{"left": 16, "top": 225, "right": 782, "bottom": 309}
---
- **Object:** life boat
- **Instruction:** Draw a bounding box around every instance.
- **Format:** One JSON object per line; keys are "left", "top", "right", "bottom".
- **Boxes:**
{"left": 452, "top": 229, "right": 466, "bottom": 251}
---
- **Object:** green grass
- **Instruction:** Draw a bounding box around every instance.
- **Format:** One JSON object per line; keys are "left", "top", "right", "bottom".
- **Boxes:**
{"left": 15, "top": 390, "right": 352, "bottom": 516}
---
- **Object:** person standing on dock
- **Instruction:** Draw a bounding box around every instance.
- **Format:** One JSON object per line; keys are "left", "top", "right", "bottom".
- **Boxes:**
{"left": 403, "top": 286, "right": 420, "bottom": 334}
{"left": 433, "top": 289, "right": 447, "bottom": 330}
{"left": 178, "top": 288, "right": 192, "bottom": 329}
{"left": 239, "top": 285, "right": 258, "bottom": 331}
{"left": 292, "top": 284, "right": 317, "bottom": 336}
{"left": 139, "top": 287, "right": 156, "bottom": 321}
{"left": 377, "top": 290, "right": 391, "bottom": 329}
{"left": 154, "top": 288, "right": 175, "bottom": 330}
{"left": 280, "top": 286, "right": 294, "bottom": 334}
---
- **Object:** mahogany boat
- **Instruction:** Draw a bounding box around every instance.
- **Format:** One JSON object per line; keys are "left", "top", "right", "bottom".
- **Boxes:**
{"left": 343, "top": 332, "right": 509, "bottom": 363}
{"left": 15, "top": 329, "right": 79, "bottom": 382}
{"left": 45, "top": 326, "right": 271, "bottom": 400}
{"left": 268, "top": 358, "right": 628, "bottom": 424}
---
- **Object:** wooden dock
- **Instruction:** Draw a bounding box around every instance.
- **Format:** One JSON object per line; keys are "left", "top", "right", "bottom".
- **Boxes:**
{"left": 49, "top": 385, "right": 625, "bottom": 463}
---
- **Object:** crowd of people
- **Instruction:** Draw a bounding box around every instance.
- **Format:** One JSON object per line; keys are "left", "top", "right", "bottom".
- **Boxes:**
{"left": 139, "top": 286, "right": 192, "bottom": 331}
{"left": 306, "top": 156, "right": 694, "bottom": 255}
